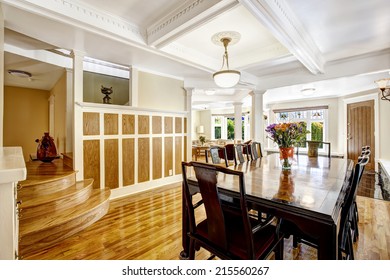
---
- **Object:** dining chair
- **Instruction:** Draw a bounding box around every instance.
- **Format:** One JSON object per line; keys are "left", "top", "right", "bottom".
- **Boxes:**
{"left": 235, "top": 144, "right": 249, "bottom": 163}
{"left": 224, "top": 143, "right": 237, "bottom": 166}
{"left": 282, "top": 158, "right": 367, "bottom": 259}
{"left": 350, "top": 154, "right": 370, "bottom": 242}
{"left": 205, "top": 146, "right": 229, "bottom": 167}
{"left": 181, "top": 161, "right": 285, "bottom": 260}
{"left": 251, "top": 141, "right": 263, "bottom": 160}
{"left": 242, "top": 140, "right": 252, "bottom": 160}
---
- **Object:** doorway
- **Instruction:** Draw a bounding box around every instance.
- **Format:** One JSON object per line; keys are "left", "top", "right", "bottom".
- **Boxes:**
{"left": 347, "top": 100, "right": 375, "bottom": 170}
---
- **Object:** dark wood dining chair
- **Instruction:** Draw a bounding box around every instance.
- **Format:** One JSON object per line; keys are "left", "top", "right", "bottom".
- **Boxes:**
{"left": 251, "top": 141, "right": 263, "bottom": 160}
{"left": 181, "top": 161, "right": 285, "bottom": 260}
{"left": 235, "top": 144, "right": 249, "bottom": 163}
{"left": 224, "top": 143, "right": 237, "bottom": 166}
{"left": 283, "top": 158, "right": 367, "bottom": 259}
{"left": 205, "top": 146, "right": 229, "bottom": 167}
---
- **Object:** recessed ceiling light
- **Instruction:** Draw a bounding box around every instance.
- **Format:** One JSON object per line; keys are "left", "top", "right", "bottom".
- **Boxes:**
{"left": 7, "top": 69, "right": 32, "bottom": 78}
{"left": 300, "top": 88, "right": 316, "bottom": 96}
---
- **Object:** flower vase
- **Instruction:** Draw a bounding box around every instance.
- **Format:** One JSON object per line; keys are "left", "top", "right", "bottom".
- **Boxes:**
{"left": 279, "top": 147, "right": 294, "bottom": 170}
{"left": 36, "top": 132, "right": 58, "bottom": 162}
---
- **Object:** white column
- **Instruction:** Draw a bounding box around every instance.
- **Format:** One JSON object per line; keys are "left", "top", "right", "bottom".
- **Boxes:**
{"left": 185, "top": 88, "right": 193, "bottom": 161}
{"left": 71, "top": 50, "right": 85, "bottom": 181}
{"left": 249, "top": 90, "right": 266, "bottom": 142}
{"left": 233, "top": 102, "right": 243, "bottom": 143}
{"left": 130, "top": 66, "right": 138, "bottom": 107}
{"left": 65, "top": 69, "right": 73, "bottom": 153}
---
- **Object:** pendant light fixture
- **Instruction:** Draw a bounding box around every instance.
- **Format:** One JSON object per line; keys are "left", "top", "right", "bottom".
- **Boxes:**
{"left": 212, "top": 31, "right": 241, "bottom": 88}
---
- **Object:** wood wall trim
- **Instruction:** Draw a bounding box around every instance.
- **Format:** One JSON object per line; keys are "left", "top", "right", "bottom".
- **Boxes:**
{"left": 104, "top": 139, "right": 119, "bottom": 189}
{"left": 138, "top": 137, "right": 150, "bottom": 183}
{"left": 122, "top": 114, "right": 135, "bottom": 134}
{"left": 153, "top": 138, "right": 162, "bottom": 180}
{"left": 83, "top": 112, "right": 100, "bottom": 135}
{"left": 164, "top": 137, "right": 173, "bottom": 177}
{"left": 104, "top": 113, "right": 118, "bottom": 135}
{"left": 164, "top": 117, "right": 173, "bottom": 134}
{"left": 83, "top": 140, "right": 100, "bottom": 188}
{"left": 138, "top": 115, "right": 150, "bottom": 134}
{"left": 122, "top": 138, "right": 135, "bottom": 186}
{"left": 152, "top": 116, "right": 162, "bottom": 134}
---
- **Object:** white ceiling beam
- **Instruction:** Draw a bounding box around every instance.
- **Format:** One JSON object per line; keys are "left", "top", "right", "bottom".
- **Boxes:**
{"left": 239, "top": 0, "right": 325, "bottom": 74}
{"left": 147, "top": 0, "right": 238, "bottom": 48}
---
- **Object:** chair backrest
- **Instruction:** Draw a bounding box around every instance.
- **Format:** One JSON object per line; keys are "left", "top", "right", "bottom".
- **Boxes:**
{"left": 205, "top": 146, "right": 229, "bottom": 167}
{"left": 251, "top": 142, "right": 263, "bottom": 160}
{"left": 181, "top": 161, "right": 254, "bottom": 257}
{"left": 224, "top": 144, "right": 237, "bottom": 166}
{"left": 235, "top": 143, "right": 249, "bottom": 163}
{"left": 338, "top": 158, "right": 368, "bottom": 247}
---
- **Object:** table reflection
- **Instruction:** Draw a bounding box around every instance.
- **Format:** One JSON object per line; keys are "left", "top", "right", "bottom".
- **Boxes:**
{"left": 273, "top": 170, "right": 295, "bottom": 203}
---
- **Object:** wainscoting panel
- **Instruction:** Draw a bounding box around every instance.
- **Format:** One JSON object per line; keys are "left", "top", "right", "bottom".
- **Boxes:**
{"left": 105, "top": 139, "right": 119, "bottom": 189}
{"left": 83, "top": 140, "right": 100, "bottom": 188}
{"left": 152, "top": 116, "right": 162, "bottom": 134}
{"left": 122, "top": 138, "right": 135, "bottom": 186}
{"left": 138, "top": 137, "right": 150, "bottom": 183}
{"left": 80, "top": 103, "right": 188, "bottom": 196}
{"left": 175, "top": 136, "right": 182, "bottom": 175}
{"left": 164, "top": 117, "right": 173, "bottom": 134}
{"left": 104, "top": 113, "right": 118, "bottom": 135}
{"left": 122, "top": 114, "right": 135, "bottom": 134}
{"left": 153, "top": 137, "right": 162, "bottom": 180}
{"left": 164, "top": 137, "right": 173, "bottom": 177}
{"left": 138, "top": 115, "right": 149, "bottom": 134}
{"left": 83, "top": 112, "right": 100, "bottom": 135}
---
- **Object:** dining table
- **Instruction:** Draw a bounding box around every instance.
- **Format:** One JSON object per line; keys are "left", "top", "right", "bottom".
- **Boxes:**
{"left": 180, "top": 153, "right": 354, "bottom": 260}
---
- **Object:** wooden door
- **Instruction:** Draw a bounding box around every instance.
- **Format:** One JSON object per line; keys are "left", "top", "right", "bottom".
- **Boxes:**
{"left": 347, "top": 100, "right": 375, "bottom": 170}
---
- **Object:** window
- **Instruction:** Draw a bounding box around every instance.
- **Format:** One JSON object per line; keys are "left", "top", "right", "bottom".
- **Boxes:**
{"left": 273, "top": 107, "right": 327, "bottom": 152}
{"left": 211, "top": 115, "right": 250, "bottom": 141}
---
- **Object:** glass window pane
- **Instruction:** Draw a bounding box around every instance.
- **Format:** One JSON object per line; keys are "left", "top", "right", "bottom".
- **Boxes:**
{"left": 227, "top": 118, "right": 234, "bottom": 140}
{"left": 311, "top": 122, "right": 324, "bottom": 148}
{"left": 215, "top": 127, "right": 221, "bottom": 139}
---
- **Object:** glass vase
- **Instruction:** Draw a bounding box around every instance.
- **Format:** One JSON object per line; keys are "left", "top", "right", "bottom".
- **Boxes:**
{"left": 36, "top": 132, "right": 58, "bottom": 162}
{"left": 279, "top": 147, "right": 294, "bottom": 170}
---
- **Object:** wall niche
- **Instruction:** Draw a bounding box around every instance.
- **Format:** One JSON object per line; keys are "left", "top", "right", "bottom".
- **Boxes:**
{"left": 83, "top": 71, "right": 130, "bottom": 105}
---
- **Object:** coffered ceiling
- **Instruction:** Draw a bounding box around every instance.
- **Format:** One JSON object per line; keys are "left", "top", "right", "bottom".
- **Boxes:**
{"left": 2, "top": 0, "right": 390, "bottom": 110}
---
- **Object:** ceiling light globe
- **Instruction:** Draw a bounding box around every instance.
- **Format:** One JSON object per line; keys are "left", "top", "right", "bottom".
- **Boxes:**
{"left": 213, "top": 70, "right": 240, "bottom": 88}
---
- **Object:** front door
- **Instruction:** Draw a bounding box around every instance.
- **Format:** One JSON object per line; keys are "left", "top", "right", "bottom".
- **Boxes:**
{"left": 347, "top": 100, "right": 375, "bottom": 170}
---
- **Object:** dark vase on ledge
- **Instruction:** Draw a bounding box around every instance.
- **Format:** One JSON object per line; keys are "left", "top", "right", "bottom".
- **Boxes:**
{"left": 35, "top": 132, "right": 58, "bottom": 162}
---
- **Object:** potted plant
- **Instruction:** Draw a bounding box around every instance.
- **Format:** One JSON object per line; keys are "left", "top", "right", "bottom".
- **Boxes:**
{"left": 199, "top": 135, "right": 206, "bottom": 146}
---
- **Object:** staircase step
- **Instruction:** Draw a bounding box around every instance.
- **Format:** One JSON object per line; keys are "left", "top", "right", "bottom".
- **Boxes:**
{"left": 18, "top": 159, "right": 76, "bottom": 200}
{"left": 19, "top": 189, "right": 111, "bottom": 257}
{"left": 20, "top": 179, "right": 94, "bottom": 220}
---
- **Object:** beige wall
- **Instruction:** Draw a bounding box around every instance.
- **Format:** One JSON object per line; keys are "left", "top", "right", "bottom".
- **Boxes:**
{"left": 0, "top": 8, "right": 4, "bottom": 146}
{"left": 4, "top": 86, "right": 49, "bottom": 161}
{"left": 379, "top": 95, "right": 390, "bottom": 160}
{"left": 138, "top": 72, "right": 185, "bottom": 111}
{"left": 51, "top": 71, "right": 67, "bottom": 155}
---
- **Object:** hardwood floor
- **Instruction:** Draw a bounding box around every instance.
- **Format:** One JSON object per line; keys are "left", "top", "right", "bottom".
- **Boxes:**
{"left": 22, "top": 182, "right": 390, "bottom": 260}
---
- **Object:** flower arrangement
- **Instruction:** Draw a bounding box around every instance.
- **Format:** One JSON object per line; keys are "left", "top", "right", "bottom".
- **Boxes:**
{"left": 265, "top": 122, "right": 309, "bottom": 148}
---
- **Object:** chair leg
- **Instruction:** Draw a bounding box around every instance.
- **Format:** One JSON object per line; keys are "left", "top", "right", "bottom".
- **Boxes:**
{"left": 274, "top": 238, "right": 284, "bottom": 260}
{"left": 189, "top": 239, "right": 196, "bottom": 260}
{"left": 293, "top": 235, "right": 299, "bottom": 248}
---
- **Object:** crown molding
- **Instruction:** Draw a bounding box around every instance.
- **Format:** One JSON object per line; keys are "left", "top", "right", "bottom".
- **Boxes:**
{"left": 3, "top": 0, "right": 146, "bottom": 44}
{"left": 147, "top": 0, "right": 238, "bottom": 48}
{"left": 239, "top": 0, "right": 324, "bottom": 74}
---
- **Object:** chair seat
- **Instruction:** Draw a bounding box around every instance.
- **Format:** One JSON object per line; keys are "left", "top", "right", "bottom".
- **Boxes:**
{"left": 195, "top": 212, "right": 277, "bottom": 259}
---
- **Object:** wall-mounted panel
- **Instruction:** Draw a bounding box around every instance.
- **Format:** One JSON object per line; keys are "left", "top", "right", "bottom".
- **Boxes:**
{"left": 184, "top": 117, "right": 187, "bottom": 133}
{"left": 175, "top": 117, "right": 182, "bottom": 133}
{"left": 184, "top": 136, "right": 187, "bottom": 161}
{"left": 122, "top": 114, "right": 135, "bottom": 134}
{"left": 164, "top": 137, "right": 173, "bottom": 177}
{"left": 84, "top": 140, "right": 100, "bottom": 188}
{"left": 83, "top": 112, "right": 99, "bottom": 135}
{"left": 104, "top": 113, "right": 118, "bottom": 135}
{"left": 138, "top": 115, "right": 149, "bottom": 134}
{"left": 175, "top": 137, "right": 182, "bottom": 175}
{"left": 152, "top": 116, "right": 162, "bottom": 134}
{"left": 105, "top": 139, "right": 119, "bottom": 189}
{"left": 138, "top": 137, "right": 150, "bottom": 182}
{"left": 153, "top": 138, "right": 162, "bottom": 180}
{"left": 122, "top": 138, "right": 135, "bottom": 186}
{"left": 164, "top": 117, "right": 173, "bottom": 134}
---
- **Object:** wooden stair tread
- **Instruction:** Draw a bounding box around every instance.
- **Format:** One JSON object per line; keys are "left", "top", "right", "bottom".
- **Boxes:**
{"left": 19, "top": 159, "right": 75, "bottom": 187}
{"left": 20, "top": 179, "right": 94, "bottom": 209}
{"left": 19, "top": 189, "right": 111, "bottom": 236}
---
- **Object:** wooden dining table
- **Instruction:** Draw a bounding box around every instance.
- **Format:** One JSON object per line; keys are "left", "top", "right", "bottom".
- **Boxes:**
{"left": 180, "top": 153, "right": 354, "bottom": 260}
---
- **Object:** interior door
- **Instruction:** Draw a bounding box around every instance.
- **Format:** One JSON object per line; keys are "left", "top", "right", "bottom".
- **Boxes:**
{"left": 347, "top": 100, "right": 375, "bottom": 170}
